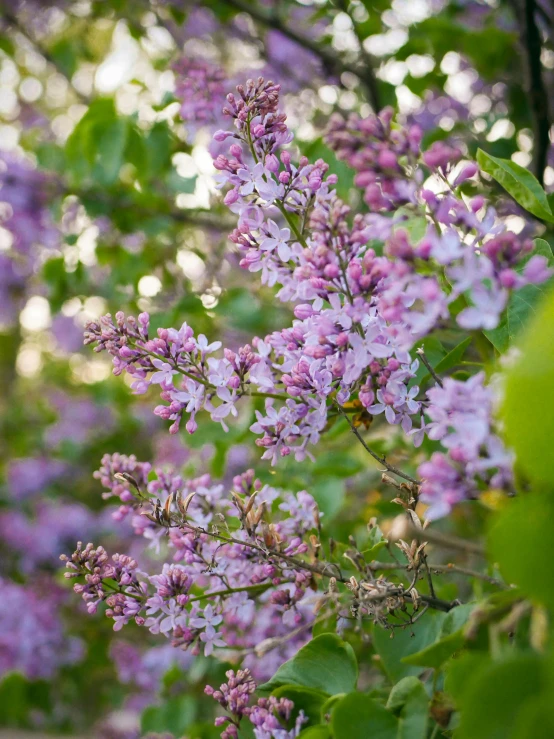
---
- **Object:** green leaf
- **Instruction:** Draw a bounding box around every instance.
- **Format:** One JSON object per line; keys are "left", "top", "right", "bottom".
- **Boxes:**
{"left": 36, "top": 143, "right": 66, "bottom": 173}
{"left": 298, "top": 727, "right": 333, "bottom": 739}
{"left": 313, "top": 452, "right": 365, "bottom": 478}
{"left": 259, "top": 634, "right": 358, "bottom": 695}
{"left": 301, "top": 138, "right": 354, "bottom": 201}
{"left": 394, "top": 208, "right": 428, "bottom": 244}
{"left": 510, "top": 696, "right": 554, "bottom": 739}
{"left": 444, "top": 651, "right": 488, "bottom": 704}
{"left": 362, "top": 540, "right": 388, "bottom": 560}
{"left": 272, "top": 685, "right": 328, "bottom": 727}
{"left": 454, "top": 653, "right": 546, "bottom": 739}
{"left": 125, "top": 125, "right": 148, "bottom": 175}
{"left": 146, "top": 121, "right": 173, "bottom": 175}
{"left": 312, "top": 477, "right": 346, "bottom": 518}
{"left": 402, "top": 631, "right": 465, "bottom": 670}
{"left": 502, "top": 284, "right": 554, "bottom": 484}
{"left": 65, "top": 98, "right": 119, "bottom": 183}
{"left": 373, "top": 610, "right": 447, "bottom": 682}
{"left": 141, "top": 695, "right": 196, "bottom": 736}
{"left": 0, "top": 34, "right": 15, "bottom": 56}
{"left": 93, "top": 118, "right": 128, "bottom": 185}
{"left": 485, "top": 239, "right": 553, "bottom": 352}
{"left": 167, "top": 171, "right": 197, "bottom": 194}
{"left": 401, "top": 604, "right": 473, "bottom": 669}
{"left": 416, "top": 336, "right": 471, "bottom": 389}
{"left": 387, "top": 677, "right": 424, "bottom": 713}
{"left": 440, "top": 603, "right": 474, "bottom": 636}
{"left": 331, "top": 693, "right": 399, "bottom": 739}
{"left": 0, "top": 673, "right": 50, "bottom": 727}
{"left": 477, "top": 149, "right": 554, "bottom": 222}
{"left": 387, "top": 677, "right": 429, "bottom": 739}
{"left": 488, "top": 494, "right": 554, "bottom": 609}
{"left": 433, "top": 336, "right": 472, "bottom": 375}
{"left": 49, "top": 39, "right": 78, "bottom": 78}
{"left": 531, "top": 238, "right": 553, "bottom": 259}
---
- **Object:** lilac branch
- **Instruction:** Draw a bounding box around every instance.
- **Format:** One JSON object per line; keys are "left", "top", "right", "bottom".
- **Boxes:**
{"left": 336, "top": 403, "right": 421, "bottom": 485}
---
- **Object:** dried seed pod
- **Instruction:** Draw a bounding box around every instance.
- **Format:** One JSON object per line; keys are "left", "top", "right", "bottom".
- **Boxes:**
{"left": 163, "top": 492, "right": 174, "bottom": 522}
{"left": 244, "top": 491, "right": 258, "bottom": 516}
{"left": 114, "top": 472, "right": 140, "bottom": 491}
{"left": 177, "top": 491, "right": 196, "bottom": 517}
{"left": 139, "top": 510, "right": 159, "bottom": 525}
{"left": 382, "top": 473, "right": 402, "bottom": 490}
{"left": 251, "top": 501, "right": 266, "bottom": 527}
{"left": 230, "top": 491, "right": 245, "bottom": 514}
{"left": 406, "top": 509, "right": 422, "bottom": 530}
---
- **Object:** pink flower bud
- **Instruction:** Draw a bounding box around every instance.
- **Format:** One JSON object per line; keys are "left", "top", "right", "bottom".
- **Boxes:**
{"left": 453, "top": 162, "right": 478, "bottom": 186}
{"left": 224, "top": 188, "right": 239, "bottom": 205}
{"left": 280, "top": 151, "right": 291, "bottom": 167}
{"left": 294, "top": 304, "right": 314, "bottom": 320}
{"left": 265, "top": 153, "right": 279, "bottom": 173}
{"left": 378, "top": 150, "right": 397, "bottom": 169}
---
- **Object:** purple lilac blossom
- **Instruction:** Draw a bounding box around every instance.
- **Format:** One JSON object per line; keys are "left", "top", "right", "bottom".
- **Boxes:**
{"left": 6, "top": 456, "right": 68, "bottom": 499}
{"left": 0, "top": 578, "right": 83, "bottom": 679}
{"left": 83, "top": 76, "right": 548, "bottom": 519}
{"left": 63, "top": 465, "right": 318, "bottom": 678}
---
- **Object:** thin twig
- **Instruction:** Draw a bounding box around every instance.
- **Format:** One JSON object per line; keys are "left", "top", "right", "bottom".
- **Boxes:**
{"left": 513, "top": 0, "right": 551, "bottom": 185}
{"left": 173, "top": 520, "right": 455, "bottom": 611}
{"left": 369, "top": 560, "right": 507, "bottom": 588}
{"left": 336, "top": 403, "right": 421, "bottom": 485}
{"left": 404, "top": 523, "right": 486, "bottom": 556}
{"left": 416, "top": 347, "right": 443, "bottom": 387}
{"left": 187, "top": 582, "right": 273, "bottom": 604}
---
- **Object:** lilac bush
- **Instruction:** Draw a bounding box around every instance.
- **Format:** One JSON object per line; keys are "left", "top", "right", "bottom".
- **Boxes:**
{"left": 2, "top": 0, "right": 554, "bottom": 736}
{"left": 62, "top": 71, "right": 554, "bottom": 737}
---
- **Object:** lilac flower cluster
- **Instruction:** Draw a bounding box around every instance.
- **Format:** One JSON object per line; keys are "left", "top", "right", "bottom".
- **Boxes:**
{"left": 64, "top": 462, "right": 320, "bottom": 678}
{"left": 94, "top": 452, "right": 153, "bottom": 521}
{"left": 83, "top": 76, "right": 548, "bottom": 518}
{"left": 205, "top": 668, "right": 306, "bottom": 739}
{"left": 173, "top": 56, "right": 228, "bottom": 133}
{"left": 0, "top": 578, "right": 83, "bottom": 680}
{"left": 418, "top": 373, "right": 513, "bottom": 519}
{"left": 326, "top": 109, "right": 550, "bottom": 330}
{"left": 61, "top": 542, "right": 146, "bottom": 627}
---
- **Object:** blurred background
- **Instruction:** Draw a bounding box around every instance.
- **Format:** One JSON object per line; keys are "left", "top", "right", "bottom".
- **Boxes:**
{"left": 0, "top": 0, "right": 552, "bottom": 736}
